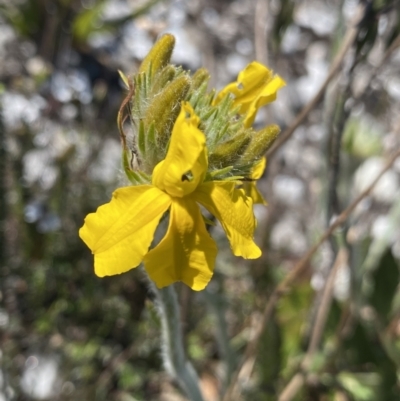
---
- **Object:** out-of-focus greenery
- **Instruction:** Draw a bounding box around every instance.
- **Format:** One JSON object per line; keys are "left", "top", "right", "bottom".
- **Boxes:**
{"left": 1, "top": 0, "right": 400, "bottom": 400}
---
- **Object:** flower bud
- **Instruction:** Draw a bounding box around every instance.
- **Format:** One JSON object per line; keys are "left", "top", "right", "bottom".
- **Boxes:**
{"left": 191, "top": 68, "right": 210, "bottom": 91}
{"left": 150, "top": 65, "right": 177, "bottom": 96}
{"left": 144, "top": 76, "right": 191, "bottom": 164}
{"left": 139, "top": 34, "right": 175, "bottom": 79}
{"left": 241, "top": 124, "right": 280, "bottom": 163}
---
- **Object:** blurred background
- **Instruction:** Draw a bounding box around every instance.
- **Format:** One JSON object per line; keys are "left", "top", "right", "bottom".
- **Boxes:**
{"left": 1, "top": 0, "right": 400, "bottom": 400}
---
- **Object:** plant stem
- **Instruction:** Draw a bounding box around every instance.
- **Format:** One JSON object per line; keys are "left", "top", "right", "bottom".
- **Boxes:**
{"left": 154, "top": 284, "right": 204, "bottom": 401}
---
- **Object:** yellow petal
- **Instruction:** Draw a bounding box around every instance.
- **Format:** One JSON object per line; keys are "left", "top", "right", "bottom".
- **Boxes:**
{"left": 194, "top": 182, "right": 261, "bottom": 259}
{"left": 79, "top": 186, "right": 171, "bottom": 277}
{"left": 251, "top": 157, "right": 267, "bottom": 180}
{"left": 213, "top": 62, "right": 285, "bottom": 127}
{"left": 256, "top": 75, "right": 286, "bottom": 108}
{"left": 214, "top": 62, "right": 270, "bottom": 109}
{"left": 143, "top": 197, "right": 217, "bottom": 291}
{"left": 244, "top": 74, "right": 286, "bottom": 127}
{"left": 152, "top": 102, "right": 208, "bottom": 198}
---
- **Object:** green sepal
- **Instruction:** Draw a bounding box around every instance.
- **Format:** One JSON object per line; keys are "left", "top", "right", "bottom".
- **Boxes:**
{"left": 145, "top": 122, "right": 157, "bottom": 167}
{"left": 122, "top": 150, "right": 152, "bottom": 184}
{"left": 139, "top": 34, "right": 175, "bottom": 79}
{"left": 207, "top": 88, "right": 216, "bottom": 105}
{"left": 118, "top": 70, "right": 130, "bottom": 89}
{"left": 208, "top": 166, "right": 234, "bottom": 178}
{"left": 137, "top": 119, "right": 146, "bottom": 156}
{"left": 241, "top": 124, "right": 280, "bottom": 163}
{"left": 208, "top": 94, "right": 237, "bottom": 144}
{"left": 131, "top": 73, "right": 143, "bottom": 117}
{"left": 222, "top": 175, "right": 244, "bottom": 181}
{"left": 206, "top": 171, "right": 243, "bottom": 182}
{"left": 147, "top": 122, "right": 156, "bottom": 148}
{"left": 190, "top": 85, "right": 214, "bottom": 111}
{"left": 135, "top": 170, "right": 151, "bottom": 184}
{"left": 150, "top": 65, "right": 176, "bottom": 96}
{"left": 214, "top": 92, "right": 233, "bottom": 116}
{"left": 122, "top": 150, "right": 142, "bottom": 184}
{"left": 199, "top": 107, "right": 217, "bottom": 125}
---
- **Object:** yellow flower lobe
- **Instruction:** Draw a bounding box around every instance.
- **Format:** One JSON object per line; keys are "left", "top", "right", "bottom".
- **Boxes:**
{"left": 214, "top": 61, "right": 285, "bottom": 127}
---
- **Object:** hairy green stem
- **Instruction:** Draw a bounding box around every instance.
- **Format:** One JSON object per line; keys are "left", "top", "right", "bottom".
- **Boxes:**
{"left": 153, "top": 284, "right": 204, "bottom": 401}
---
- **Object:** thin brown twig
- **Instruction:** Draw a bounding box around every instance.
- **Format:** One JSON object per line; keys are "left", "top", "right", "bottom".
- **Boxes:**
{"left": 306, "top": 248, "right": 347, "bottom": 358}
{"left": 222, "top": 147, "right": 400, "bottom": 401}
{"left": 277, "top": 248, "right": 348, "bottom": 401}
{"left": 266, "top": 4, "right": 366, "bottom": 159}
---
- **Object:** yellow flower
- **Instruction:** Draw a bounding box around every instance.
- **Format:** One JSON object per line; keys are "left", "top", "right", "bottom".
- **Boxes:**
{"left": 79, "top": 103, "right": 261, "bottom": 291}
{"left": 214, "top": 61, "right": 285, "bottom": 128}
